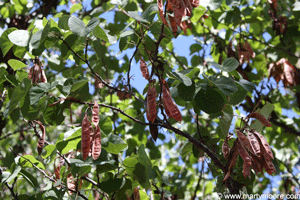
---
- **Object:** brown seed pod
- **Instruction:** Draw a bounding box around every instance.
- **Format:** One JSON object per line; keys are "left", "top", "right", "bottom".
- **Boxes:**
{"left": 67, "top": 174, "right": 76, "bottom": 194}
{"left": 149, "top": 122, "right": 158, "bottom": 141}
{"left": 146, "top": 83, "right": 157, "bottom": 123}
{"left": 263, "top": 158, "right": 276, "bottom": 175}
{"left": 133, "top": 187, "right": 140, "bottom": 200}
{"left": 36, "top": 121, "right": 46, "bottom": 155}
{"left": 248, "top": 112, "right": 271, "bottom": 127}
{"left": 162, "top": 80, "right": 182, "bottom": 122}
{"left": 92, "top": 100, "right": 99, "bottom": 127}
{"left": 252, "top": 130, "right": 274, "bottom": 159}
{"left": 242, "top": 162, "right": 251, "bottom": 178}
{"left": 92, "top": 125, "right": 101, "bottom": 160}
{"left": 236, "top": 130, "right": 255, "bottom": 155}
{"left": 40, "top": 69, "right": 47, "bottom": 83}
{"left": 140, "top": 58, "right": 150, "bottom": 80}
{"left": 224, "top": 141, "right": 239, "bottom": 182}
{"left": 54, "top": 161, "right": 60, "bottom": 180}
{"left": 250, "top": 154, "right": 263, "bottom": 174}
{"left": 157, "top": 0, "right": 169, "bottom": 26}
{"left": 82, "top": 113, "right": 92, "bottom": 161}
{"left": 237, "top": 140, "right": 252, "bottom": 165}
{"left": 222, "top": 137, "right": 230, "bottom": 159}
{"left": 247, "top": 130, "right": 261, "bottom": 157}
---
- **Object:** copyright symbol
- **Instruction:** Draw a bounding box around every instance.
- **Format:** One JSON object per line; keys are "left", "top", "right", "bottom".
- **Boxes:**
{"left": 217, "top": 192, "right": 223, "bottom": 199}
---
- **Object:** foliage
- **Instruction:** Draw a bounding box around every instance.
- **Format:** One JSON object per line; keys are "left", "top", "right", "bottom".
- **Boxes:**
{"left": 0, "top": 0, "right": 300, "bottom": 199}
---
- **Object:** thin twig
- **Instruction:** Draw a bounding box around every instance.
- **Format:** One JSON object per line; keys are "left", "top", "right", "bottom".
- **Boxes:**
{"left": 4, "top": 182, "right": 19, "bottom": 200}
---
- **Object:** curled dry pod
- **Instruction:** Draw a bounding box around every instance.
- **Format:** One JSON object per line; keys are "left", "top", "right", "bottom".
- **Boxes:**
{"left": 263, "top": 158, "right": 276, "bottom": 175}
{"left": 146, "top": 83, "right": 157, "bottom": 123}
{"left": 140, "top": 58, "right": 150, "bottom": 80}
{"left": 224, "top": 141, "right": 239, "bottom": 182}
{"left": 247, "top": 130, "right": 261, "bottom": 157}
{"left": 248, "top": 112, "right": 271, "bottom": 127}
{"left": 92, "top": 100, "right": 99, "bottom": 127}
{"left": 149, "top": 123, "right": 158, "bottom": 142}
{"left": 36, "top": 121, "right": 46, "bottom": 155}
{"left": 54, "top": 161, "right": 60, "bottom": 180}
{"left": 92, "top": 125, "right": 101, "bottom": 160}
{"left": 81, "top": 113, "right": 92, "bottom": 161}
{"left": 222, "top": 137, "right": 230, "bottom": 159}
{"left": 236, "top": 130, "right": 255, "bottom": 155}
{"left": 252, "top": 130, "right": 274, "bottom": 159}
{"left": 67, "top": 174, "right": 76, "bottom": 194}
{"left": 162, "top": 80, "right": 182, "bottom": 122}
{"left": 250, "top": 154, "right": 263, "bottom": 174}
{"left": 163, "top": 98, "right": 172, "bottom": 118}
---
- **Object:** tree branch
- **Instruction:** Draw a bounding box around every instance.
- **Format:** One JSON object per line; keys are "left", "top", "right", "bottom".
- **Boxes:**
{"left": 4, "top": 182, "right": 19, "bottom": 200}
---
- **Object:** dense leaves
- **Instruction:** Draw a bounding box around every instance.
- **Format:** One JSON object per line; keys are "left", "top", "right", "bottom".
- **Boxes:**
{"left": 1, "top": 0, "right": 300, "bottom": 199}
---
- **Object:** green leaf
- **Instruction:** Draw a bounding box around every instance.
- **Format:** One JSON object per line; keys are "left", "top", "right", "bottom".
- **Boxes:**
{"left": 70, "top": 77, "right": 89, "bottom": 92}
{"left": 96, "top": 160, "right": 118, "bottom": 173}
{"left": 141, "top": 4, "right": 158, "bottom": 21}
{"left": 70, "top": 3, "right": 82, "bottom": 14}
{"left": 0, "top": 28, "right": 17, "bottom": 56}
{"left": 238, "top": 79, "right": 256, "bottom": 92}
{"left": 8, "top": 59, "right": 27, "bottom": 70}
{"left": 20, "top": 169, "right": 38, "bottom": 188}
{"left": 29, "top": 83, "right": 50, "bottom": 105}
{"left": 102, "top": 133, "right": 128, "bottom": 154}
{"left": 19, "top": 155, "right": 45, "bottom": 169}
{"left": 293, "top": 1, "right": 300, "bottom": 11}
{"left": 8, "top": 30, "right": 29, "bottom": 47}
{"left": 219, "top": 104, "right": 233, "bottom": 138}
{"left": 7, "top": 78, "right": 31, "bottom": 115}
{"left": 56, "top": 128, "right": 81, "bottom": 154}
{"left": 221, "top": 58, "right": 239, "bottom": 72}
{"left": 210, "top": 76, "right": 238, "bottom": 95}
{"left": 99, "top": 173, "right": 124, "bottom": 194}
{"left": 168, "top": 71, "right": 192, "bottom": 86}
{"left": 137, "top": 144, "right": 152, "bottom": 169}
{"left": 128, "top": 11, "right": 148, "bottom": 23}
{"left": 190, "top": 43, "right": 202, "bottom": 55}
{"left": 0, "top": 67, "right": 8, "bottom": 85}
{"left": 177, "top": 81, "right": 196, "bottom": 101}
{"left": 93, "top": 26, "right": 109, "bottom": 42}
{"left": 58, "top": 15, "right": 70, "bottom": 30}
{"left": 194, "top": 88, "right": 225, "bottom": 114}
{"left": 92, "top": 39, "right": 106, "bottom": 59}
{"left": 3, "top": 166, "right": 21, "bottom": 184}
{"left": 68, "top": 15, "right": 86, "bottom": 36}
{"left": 250, "top": 102, "right": 275, "bottom": 132}
{"left": 43, "top": 97, "right": 65, "bottom": 125}
{"left": 41, "top": 21, "right": 51, "bottom": 43}
{"left": 83, "top": 17, "right": 100, "bottom": 37}
{"left": 42, "top": 144, "right": 56, "bottom": 159}
{"left": 30, "top": 29, "right": 43, "bottom": 49}
{"left": 228, "top": 82, "right": 247, "bottom": 105}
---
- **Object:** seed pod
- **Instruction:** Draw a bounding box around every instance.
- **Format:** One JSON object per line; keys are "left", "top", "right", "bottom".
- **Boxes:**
{"left": 146, "top": 83, "right": 157, "bottom": 123}
{"left": 252, "top": 130, "right": 274, "bottom": 159}
{"left": 263, "top": 159, "right": 276, "bottom": 175}
{"left": 133, "top": 187, "right": 140, "bottom": 200}
{"left": 236, "top": 130, "right": 255, "bottom": 155}
{"left": 140, "top": 58, "right": 150, "bottom": 80}
{"left": 40, "top": 69, "right": 47, "bottom": 83}
{"left": 67, "top": 174, "right": 76, "bottom": 194}
{"left": 222, "top": 138, "right": 230, "bottom": 159}
{"left": 92, "top": 125, "right": 101, "bottom": 160}
{"left": 237, "top": 140, "right": 252, "bottom": 165}
{"left": 248, "top": 112, "right": 271, "bottom": 127}
{"left": 162, "top": 80, "right": 182, "bottom": 122}
{"left": 157, "top": 0, "right": 169, "bottom": 26}
{"left": 250, "top": 154, "right": 263, "bottom": 174}
{"left": 242, "top": 162, "right": 251, "bottom": 178}
{"left": 36, "top": 121, "right": 46, "bottom": 155}
{"left": 224, "top": 142, "right": 239, "bottom": 182}
{"left": 92, "top": 100, "right": 99, "bottom": 127}
{"left": 54, "top": 161, "right": 60, "bottom": 180}
{"left": 149, "top": 122, "right": 158, "bottom": 141}
{"left": 247, "top": 130, "right": 261, "bottom": 157}
{"left": 163, "top": 98, "right": 172, "bottom": 118}
{"left": 82, "top": 113, "right": 92, "bottom": 161}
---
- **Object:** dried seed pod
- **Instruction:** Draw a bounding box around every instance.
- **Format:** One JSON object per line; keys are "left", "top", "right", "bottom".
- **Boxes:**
{"left": 133, "top": 187, "right": 140, "bottom": 200}
{"left": 237, "top": 140, "right": 252, "bottom": 165}
{"left": 82, "top": 113, "right": 92, "bottom": 161}
{"left": 163, "top": 98, "right": 172, "bottom": 118}
{"left": 40, "top": 69, "right": 47, "bottom": 83}
{"left": 222, "top": 137, "right": 230, "bottom": 159}
{"left": 263, "top": 158, "right": 276, "bottom": 175}
{"left": 236, "top": 130, "right": 255, "bottom": 155}
{"left": 250, "top": 154, "right": 263, "bottom": 174}
{"left": 54, "top": 161, "right": 60, "bottom": 180}
{"left": 140, "top": 58, "right": 150, "bottom": 80}
{"left": 248, "top": 112, "right": 271, "bottom": 127}
{"left": 67, "top": 174, "right": 76, "bottom": 194}
{"left": 36, "top": 121, "right": 46, "bottom": 155}
{"left": 146, "top": 83, "right": 157, "bottom": 123}
{"left": 92, "top": 125, "right": 101, "bottom": 160}
{"left": 252, "top": 130, "right": 274, "bottom": 159}
{"left": 247, "top": 130, "right": 261, "bottom": 157}
{"left": 224, "top": 141, "right": 239, "bottom": 182}
{"left": 157, "top": 0, "right": 169, "bottom": 26}
{"left": 242, "top": 162, "right": 251, "bottom": 178}
{"left": 162, "top": 80, "right": 182, "bottom": 122}
{"left": 149, "top": 122, "right": 158, "bottom": 141}
{"left": 92, "top": 100, "right": 99, "bottom": 127}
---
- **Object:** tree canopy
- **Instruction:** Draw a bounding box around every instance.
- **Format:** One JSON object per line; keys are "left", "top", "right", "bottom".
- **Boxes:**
{"left": 1, "top": 0, "right": 300, "bottom": 199}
